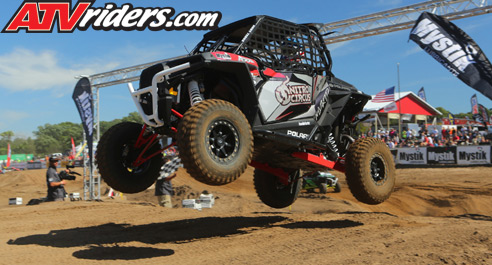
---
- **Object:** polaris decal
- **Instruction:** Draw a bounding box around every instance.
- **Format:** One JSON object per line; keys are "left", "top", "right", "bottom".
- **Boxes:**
{"left": 2, "top": 1, "right": 222, "bottom": 33}
{"left": 275, "top": 76, "right": 312, "bottom": 106}
{"left": 287, "top": 130, "right": 309, "bottom": 139}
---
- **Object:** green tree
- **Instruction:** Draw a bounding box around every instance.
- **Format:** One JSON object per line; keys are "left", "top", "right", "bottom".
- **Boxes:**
{"left": 34, "top": 122, "right": 83, "bottom": 155}
{"left": 12, "top": 137, "right": 35, "bottom": 154}
{"left": 0, "top": 131, "right": 15, "bottom": 155}
{"left": 99, "top": 112, "right": 143, "bottom": 136}
{"left": 356, "top": 122, "right": 371, "bottom": 136}
{"left": 454, "top": 112, "right": 473, "bottom": 119}
{"left": 2, "top": 112, "right": 142, "bottom": 156}
{"left": 0, "top": 131, "right": 14, "bottom": 142}
{"left": 34, "top": 135, "right": 61, "bottom": 155}
{"left": 122, "top": 112, "right": 143, "bottom": 123}
{"left": 435, "top": 107, "right": 450, "bottom": 118}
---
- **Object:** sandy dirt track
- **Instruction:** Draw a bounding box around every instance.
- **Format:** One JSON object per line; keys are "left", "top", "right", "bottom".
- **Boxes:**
{"left": 1, "top": 166, "right": 492, "bottom": 264}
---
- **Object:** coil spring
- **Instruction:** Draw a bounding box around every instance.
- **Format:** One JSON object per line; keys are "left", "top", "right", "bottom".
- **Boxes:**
{"left": 188, "top": 80, "right": 203, "bottom": 106}
{"left": 328, "top": 133, "right": 339, "bottom": 156}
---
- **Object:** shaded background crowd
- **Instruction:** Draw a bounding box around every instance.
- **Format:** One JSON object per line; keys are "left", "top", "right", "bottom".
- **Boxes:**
{"left": 363, "top": 126, "right": 491, "bottom": 149}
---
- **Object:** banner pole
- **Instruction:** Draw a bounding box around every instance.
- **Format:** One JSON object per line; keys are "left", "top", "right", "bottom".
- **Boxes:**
{"left": 397, "top": 63, "right": 402, "bottom": 138}
{"left": 96, "top": 87, "right": 101, "bottom": 200}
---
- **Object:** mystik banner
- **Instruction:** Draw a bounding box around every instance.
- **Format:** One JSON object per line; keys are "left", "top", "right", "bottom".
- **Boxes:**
{"left": 457, "top": 146, "right": 490, "bottom": 165}
{"left": 427, "top": 146, "right": 456, "bottom": 164}
{"left": 410, "top": 12, "right": 492, "bottom": 101}
{"left": 471, "top": 94, "right": 479, "bottom": 114}
{"left": 396, "top": 147, "right": 427, "bottom": 165}
{"left": 470, "top": 94, "right": 488, "bottom": 125}
{"left": 72, "top": 77, "right": 94, "bottom": 170}
{"left": 418, "top": 87, "right": 426, "bottom": 101}
{"left": 478, "top": 104, "right": 490, "bottom": 126}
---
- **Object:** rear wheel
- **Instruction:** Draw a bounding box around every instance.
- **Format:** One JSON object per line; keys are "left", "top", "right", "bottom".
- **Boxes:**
{"left": 345, "top": 137, "right": 395, "bottom": 204}
{"left": 177, "top": 99, "right": 253, "bottom": 185}
{"left": 254, "top": 169, "right": 302, "bottom": 208}
{"left": 96, "top": 122, "right": 164, "bottom": 193}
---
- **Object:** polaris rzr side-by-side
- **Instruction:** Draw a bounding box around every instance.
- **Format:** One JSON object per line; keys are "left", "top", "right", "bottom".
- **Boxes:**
{"left": 96, "top": 16, "right": 396, "bottom": 208}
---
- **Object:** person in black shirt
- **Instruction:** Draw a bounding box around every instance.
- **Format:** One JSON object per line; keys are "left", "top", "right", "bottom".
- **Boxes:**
{"left": 46, "top": 155, "right": 69, "bottom": 201}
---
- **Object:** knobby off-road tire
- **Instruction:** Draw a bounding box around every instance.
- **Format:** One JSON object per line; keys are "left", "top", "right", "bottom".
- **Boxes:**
{"left": 177, "top": 99, "right": 253, "bottom": 185}
{"left": 254, "top": 169, "right": 302, "bottom": 208}
{"left": 96, "top": 122, "right": 164, "bottom": 193}
{"left": 345, "top": 137, "right": 395, "bottom": 204}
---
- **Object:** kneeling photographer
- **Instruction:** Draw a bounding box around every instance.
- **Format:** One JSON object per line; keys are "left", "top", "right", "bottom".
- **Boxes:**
{"left": 46, "top": 155, "right": 78, "bottom": 201}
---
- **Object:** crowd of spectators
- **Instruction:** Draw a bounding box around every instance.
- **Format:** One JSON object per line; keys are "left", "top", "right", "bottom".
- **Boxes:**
{"left": 363, "top": 125, "right": 490, "bottom": 149}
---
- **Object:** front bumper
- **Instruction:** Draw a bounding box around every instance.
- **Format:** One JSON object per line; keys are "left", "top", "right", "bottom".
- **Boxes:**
{"left": 128, "top": 62, "right": 190, "bottom": 127}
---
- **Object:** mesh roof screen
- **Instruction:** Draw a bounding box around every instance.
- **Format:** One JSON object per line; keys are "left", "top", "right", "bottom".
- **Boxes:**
{"left": 194, "top": 16, "right": 328, "bottom": 74}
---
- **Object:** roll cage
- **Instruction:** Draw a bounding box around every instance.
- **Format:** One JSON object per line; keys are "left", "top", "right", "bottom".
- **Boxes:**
{"left": 191, "top": 16, "right": 333, "bottom": 77}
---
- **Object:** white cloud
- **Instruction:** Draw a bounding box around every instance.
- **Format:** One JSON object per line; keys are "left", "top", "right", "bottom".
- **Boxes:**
{"left": 0, "top": 110, "right": 29, "bottom": 131}
{"left": 3, "top": 110, "right": 29, "bottom": 120}
{"left": 0, "top": 48, "right": 119, "bottom": 92}
{"left": 403, "top": 46, "right": 423, "bottom": 57}
{"left": 0, "top": 43, "right": 190, "bottom": 97}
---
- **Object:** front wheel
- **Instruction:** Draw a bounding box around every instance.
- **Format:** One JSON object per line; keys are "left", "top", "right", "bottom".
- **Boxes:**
{"left": 96, "top": 122, "right": 164, "bottom": 193}
{"left": 177, "top": 99, "right": 253, "bottom": 185}
{"left": 345, "top": 138, "right": 395, "bottom": 204}
{"left": 254, "top": 169, "right": 302, "bottom": 208}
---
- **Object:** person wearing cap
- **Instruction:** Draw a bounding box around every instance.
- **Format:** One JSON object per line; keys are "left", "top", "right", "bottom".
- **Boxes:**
{"left": 46, "top": 155, "right": 69, "bottom": 201}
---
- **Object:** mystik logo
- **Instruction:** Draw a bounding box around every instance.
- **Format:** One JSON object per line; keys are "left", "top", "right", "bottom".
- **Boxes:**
{"left": 2, "top": 0, "right": 221, "bottom": 33}
{"left": 411, "top": 17, "right": 476, "bottom": 75}
{"left": 399, "top": 149, "right": 424, "bottom": 161}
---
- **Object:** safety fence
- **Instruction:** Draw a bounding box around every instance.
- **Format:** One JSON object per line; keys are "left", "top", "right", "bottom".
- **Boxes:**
{"left": 8, "top": 159, "right": 85, "bottom": 170}
{"left": 6, "top": 147, "right": 492, "bottom": 170}
{"left": 390, "top": 145, "right": 491, "bottom": 165}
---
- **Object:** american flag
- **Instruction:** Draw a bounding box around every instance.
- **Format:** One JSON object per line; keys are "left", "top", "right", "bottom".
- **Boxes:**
{"left": 372, "top": 86, "right": 395, "bottom": 103}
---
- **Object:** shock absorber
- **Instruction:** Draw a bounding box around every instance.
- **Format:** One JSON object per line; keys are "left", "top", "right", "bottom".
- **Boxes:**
{"left": 188, "top": 80, "right": 203, "bottom": 106}
{"left": 326, "top": 132, "right": 340, "bottom": 159}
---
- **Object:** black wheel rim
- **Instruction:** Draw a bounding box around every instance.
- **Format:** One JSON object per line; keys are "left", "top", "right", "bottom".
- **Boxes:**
{"left": 206, "top": 119, "right": 239, "bottom": 162}
{"left": 370, "top": 154, "right": 386, "bottom": 186}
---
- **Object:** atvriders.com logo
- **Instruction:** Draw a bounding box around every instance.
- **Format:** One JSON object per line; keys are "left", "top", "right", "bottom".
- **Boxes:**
{"left": 2, "top": 0, "right": 222, "bottom": 33}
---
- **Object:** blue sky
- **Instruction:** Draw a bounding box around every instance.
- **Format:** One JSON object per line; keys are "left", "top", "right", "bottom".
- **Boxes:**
{"left": 1, "top": 0, "right": 492, "bottom": 138}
